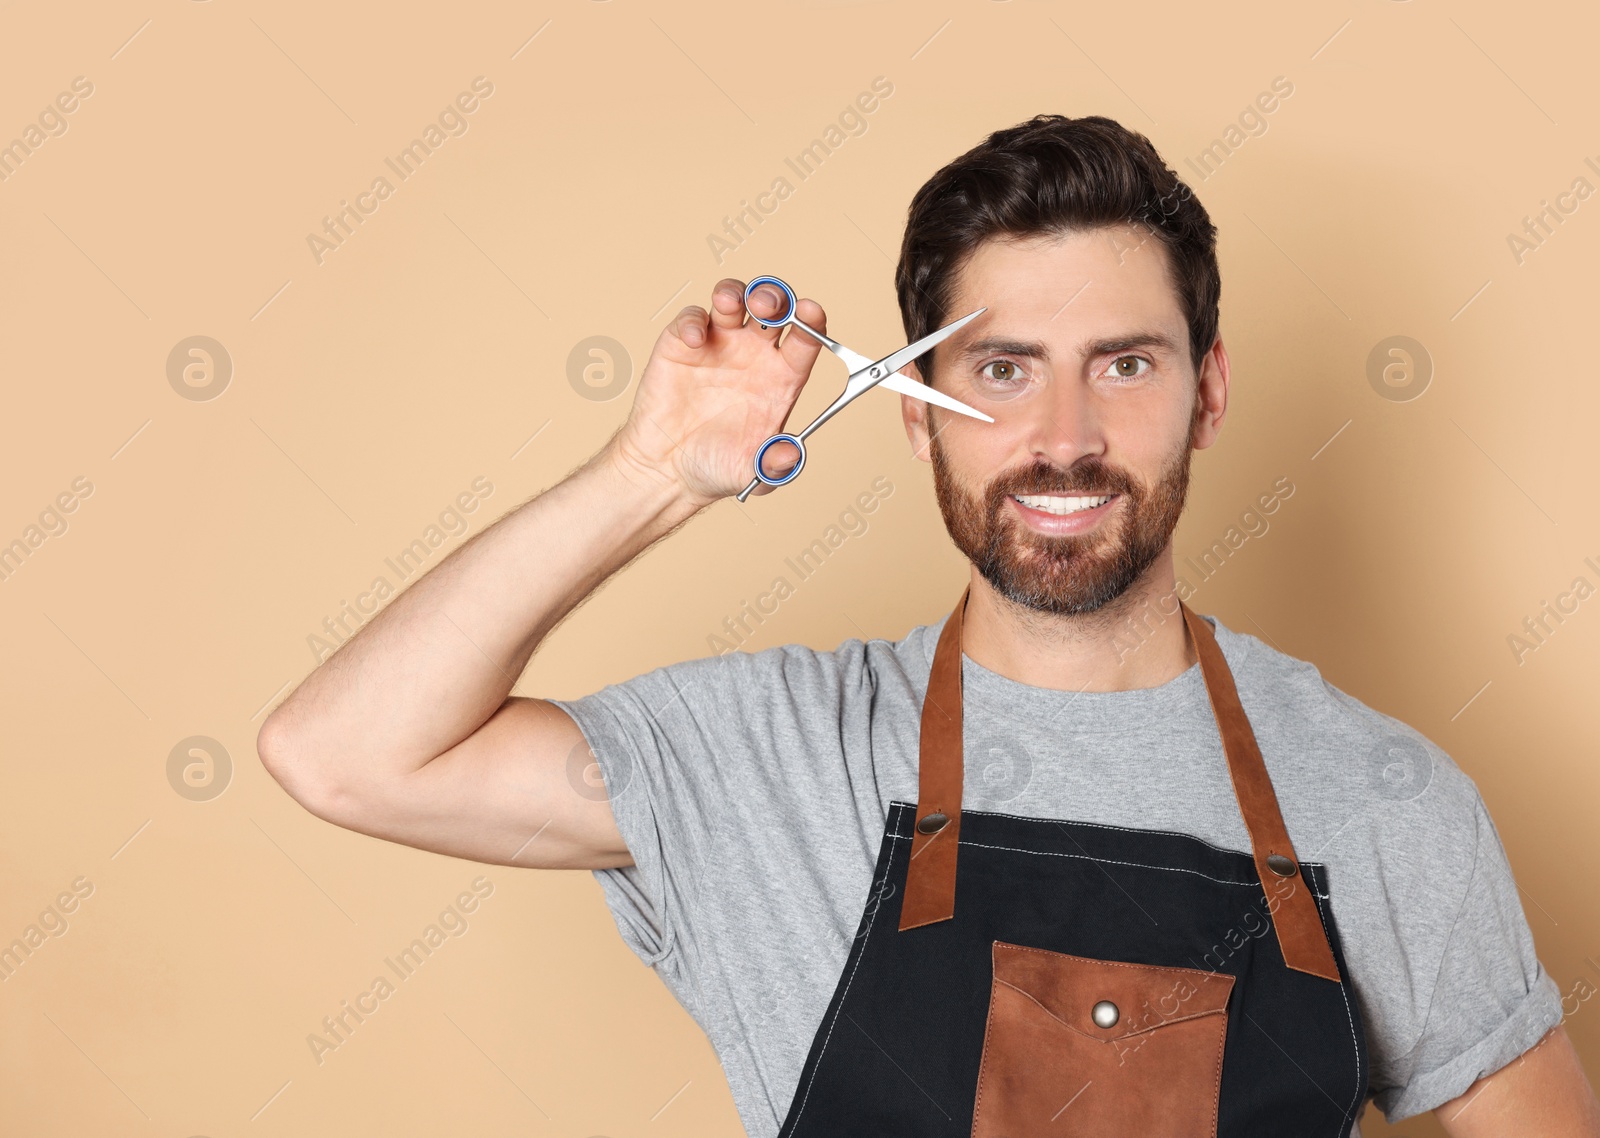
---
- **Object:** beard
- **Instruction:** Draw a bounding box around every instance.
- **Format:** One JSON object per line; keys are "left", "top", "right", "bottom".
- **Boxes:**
{"left": 930, "top": 421, "right": 1195, "bottom": 617}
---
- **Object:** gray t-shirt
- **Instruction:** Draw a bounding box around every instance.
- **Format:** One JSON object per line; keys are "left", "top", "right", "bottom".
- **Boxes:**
{"left": 553, "top": 609, "right": 1562, "bottom": 1137}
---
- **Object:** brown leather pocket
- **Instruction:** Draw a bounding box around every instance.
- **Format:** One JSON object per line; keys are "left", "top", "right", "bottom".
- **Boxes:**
{"left": 971, "top": 942, "right": 1234, "bottom": 1138}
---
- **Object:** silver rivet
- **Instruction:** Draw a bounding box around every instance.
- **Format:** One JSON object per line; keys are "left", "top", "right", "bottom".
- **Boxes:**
{"left": 1091, "top": 1000, "right": 1120, "bottom": 1029}
{"left": 1266, "top": 853, "right": 1296, "bottom": 877}
{"left": 916, "top": 812, "right": 948, "bottom": 835}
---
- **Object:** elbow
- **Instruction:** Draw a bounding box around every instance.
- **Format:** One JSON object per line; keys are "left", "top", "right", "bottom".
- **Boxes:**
{"left": 256, "top": 712, "right": 356, "bottom": 825}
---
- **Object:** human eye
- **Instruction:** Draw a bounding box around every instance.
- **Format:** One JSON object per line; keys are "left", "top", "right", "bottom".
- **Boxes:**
{"left": 1101, "top": 354, "right": 1152, "bottom": 382}
{"left": 978, "top": 358, "right": 1030, "bottom": 386}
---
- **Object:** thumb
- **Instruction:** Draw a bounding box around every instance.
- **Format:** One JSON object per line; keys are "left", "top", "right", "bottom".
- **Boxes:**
{"left": 777, "top": 297, "right": 828, "bottom": 378}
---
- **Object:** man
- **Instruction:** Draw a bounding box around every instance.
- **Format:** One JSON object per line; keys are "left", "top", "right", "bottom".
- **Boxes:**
{"left": 257, "top": 115, "right": 1600, "bottom": 1136}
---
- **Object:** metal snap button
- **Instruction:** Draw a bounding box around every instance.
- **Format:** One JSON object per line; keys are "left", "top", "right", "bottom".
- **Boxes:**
{"left": 1091, "top": 1000, "right": 1120, "bottom": 1029}
{"left": 1266, "top": 853, "right": 1297, "bottom": 877}
{"left": 916, "top": 812, "right": 949, "bottom": 834}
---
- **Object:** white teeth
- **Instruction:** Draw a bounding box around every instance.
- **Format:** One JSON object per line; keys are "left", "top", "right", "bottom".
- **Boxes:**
{"left": 1014, "top": 493, "right": 1113, "bottom": 515}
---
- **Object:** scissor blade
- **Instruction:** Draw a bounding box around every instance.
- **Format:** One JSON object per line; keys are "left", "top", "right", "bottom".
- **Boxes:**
{"left": 865, "top": 307, "right": 986, "bottom": 387}
{"left": 876, "top": 372, "right": 995, "bottom": 422}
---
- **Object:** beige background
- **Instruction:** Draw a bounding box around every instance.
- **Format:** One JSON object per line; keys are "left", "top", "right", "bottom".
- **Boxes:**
{"left": 2, "top": 0, "right": 1597, "bottom": 1134}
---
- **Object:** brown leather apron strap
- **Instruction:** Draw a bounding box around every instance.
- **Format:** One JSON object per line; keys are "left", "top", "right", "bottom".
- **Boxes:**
{"left": 898, "top": 587, "right": 969, "bottom": 931}
{"left": 899, "top": 591, "right": 1342, "bottom": 984}
{"left": 1178, "top": 601, "right": 1341, "bottom": 982}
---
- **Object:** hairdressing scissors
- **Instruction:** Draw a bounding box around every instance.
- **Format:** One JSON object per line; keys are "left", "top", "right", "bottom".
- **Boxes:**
{"left": 737, "top": 275, "right": 994, "bottom": 502}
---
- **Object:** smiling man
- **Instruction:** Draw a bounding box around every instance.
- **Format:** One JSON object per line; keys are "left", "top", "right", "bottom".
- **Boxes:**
{"left": 257, "top": 115, "right": 1600, "bottom": 1137}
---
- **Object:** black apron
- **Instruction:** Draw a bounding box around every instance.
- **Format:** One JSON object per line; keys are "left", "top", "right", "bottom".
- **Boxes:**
{"left": 776, "top": 591, "right": 1369, "bottom": 1137}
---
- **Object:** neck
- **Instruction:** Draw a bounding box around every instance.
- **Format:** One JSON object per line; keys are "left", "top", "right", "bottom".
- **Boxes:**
{"left": 959, "top": 551, "right": 1196, "bottom": 692}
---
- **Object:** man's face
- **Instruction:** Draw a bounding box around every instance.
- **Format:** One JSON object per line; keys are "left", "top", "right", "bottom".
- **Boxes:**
{"left": 901, "top": 225, "right": 1225, "bottom": 615}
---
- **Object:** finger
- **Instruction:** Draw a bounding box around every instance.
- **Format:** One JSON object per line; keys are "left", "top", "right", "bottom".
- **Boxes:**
{"left": 739, "top": 279, "right": 787, "bottom": 344}
{"left": 778, "top": 296, "right": 827, "bottom": 376}
{"left": 708, "top": 278, "right": 750, "bottom": 332}
{"left": 755, "top": 438, "right": 802, "bottom": 482}
{"left": 673, "top": 304, "right": 710, "bottom": 349}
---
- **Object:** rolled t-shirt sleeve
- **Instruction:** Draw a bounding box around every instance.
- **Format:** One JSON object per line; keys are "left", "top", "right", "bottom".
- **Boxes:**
{"left": 551, "top": 654, "right": 739, "bottom": 968}
{"left": 1374, "top": 793, "right": 1565, "bottom": 1121}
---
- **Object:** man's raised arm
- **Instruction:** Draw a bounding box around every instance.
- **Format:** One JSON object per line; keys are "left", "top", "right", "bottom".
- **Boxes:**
{"left": 255, "top": 280, "right": 824, "bottom": 870}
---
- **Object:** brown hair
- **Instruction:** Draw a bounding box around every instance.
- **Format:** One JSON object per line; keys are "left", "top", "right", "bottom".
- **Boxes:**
{"left": 895, "top": 114, "right": 1219, "bottom": 382}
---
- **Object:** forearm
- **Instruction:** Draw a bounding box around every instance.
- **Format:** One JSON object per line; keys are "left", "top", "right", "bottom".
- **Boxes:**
{"left": 260, "top": 435, "right": 703, "bottom": 785}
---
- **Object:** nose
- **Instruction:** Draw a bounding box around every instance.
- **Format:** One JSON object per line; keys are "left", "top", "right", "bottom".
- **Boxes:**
{"left": 1019, "top": 372, "right": 1104, "bottom": 469}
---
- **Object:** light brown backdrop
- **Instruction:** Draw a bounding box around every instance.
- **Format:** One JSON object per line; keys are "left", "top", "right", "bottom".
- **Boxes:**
{"left": 2, "top": 1, "right": 1596, "bottom": 1134}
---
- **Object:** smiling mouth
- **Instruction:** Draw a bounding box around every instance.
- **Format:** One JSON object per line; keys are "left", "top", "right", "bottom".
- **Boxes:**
{"left": 1011, "top": 493, "right": 1116, "bottom": 516}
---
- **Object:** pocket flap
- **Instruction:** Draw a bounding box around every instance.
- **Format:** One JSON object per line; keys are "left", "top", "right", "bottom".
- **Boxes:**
{"left": 991, "top": 941, "right": 1234, "bottom": 1043}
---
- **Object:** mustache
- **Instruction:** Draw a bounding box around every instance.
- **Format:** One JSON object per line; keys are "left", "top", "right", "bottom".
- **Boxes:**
{"left": 986, "top": 458, "right": 1138, "bottom": 500}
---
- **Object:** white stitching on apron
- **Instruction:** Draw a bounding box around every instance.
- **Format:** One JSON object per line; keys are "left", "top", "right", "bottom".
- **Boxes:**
{"left": 785, "top": 805, "right": 907, "bottom": 1132}
{"left": 889, "top": 800, "right": 1332, "bottom": 865}
{"left": 882, "top": 834, "right": 1332, "bottom": 898}
{"left": 1309, "top": 862, "right": 1365, "bottom": 1134}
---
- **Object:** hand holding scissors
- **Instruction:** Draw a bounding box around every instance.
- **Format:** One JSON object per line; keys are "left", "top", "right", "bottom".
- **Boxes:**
{"left": 737, "top": 276, "right": 994, "bottom": 502}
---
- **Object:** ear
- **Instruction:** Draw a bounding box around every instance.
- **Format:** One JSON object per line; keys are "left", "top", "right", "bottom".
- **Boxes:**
{"left": 1190, "top": 336, "right": 1231, "bottom": 451}
{"left": 899, "top": 360, "right": 935, "bottom": 464}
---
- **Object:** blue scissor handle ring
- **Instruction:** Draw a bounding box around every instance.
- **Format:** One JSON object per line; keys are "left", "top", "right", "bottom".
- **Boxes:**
{"left": 753, "top": 433, "right": 807, "bottom": 487}
{"left": 744, "top": 276, "right": 797, "bottom": 329}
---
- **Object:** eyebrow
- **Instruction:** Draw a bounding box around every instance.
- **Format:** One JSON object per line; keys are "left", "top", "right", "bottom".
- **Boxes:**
{"left": 951, "top": 331, "right": 1184, "bottom": 363}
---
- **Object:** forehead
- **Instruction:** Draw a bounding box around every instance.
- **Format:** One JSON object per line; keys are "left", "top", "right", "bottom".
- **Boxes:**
{"left": 945, "top": 225, "right": 1188, "bottom": 349}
